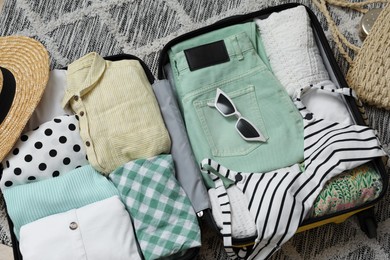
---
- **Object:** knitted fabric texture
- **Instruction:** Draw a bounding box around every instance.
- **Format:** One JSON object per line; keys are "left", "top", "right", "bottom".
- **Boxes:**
{"left": 3, "top": 165, "right": 119, "bottom": 240}
{"left": 346, "top": 4, "right": 390, "bottom": 109}
{"left": 255, "top": 6, "right": 330, "bottom": 96}
{"left": 208, "top": 185, "right": 257, "bottom": 239}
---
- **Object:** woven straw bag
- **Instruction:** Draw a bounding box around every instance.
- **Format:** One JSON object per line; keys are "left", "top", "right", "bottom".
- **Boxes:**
{"left": 313, "top": 0, "right": 390, "bottom": 110}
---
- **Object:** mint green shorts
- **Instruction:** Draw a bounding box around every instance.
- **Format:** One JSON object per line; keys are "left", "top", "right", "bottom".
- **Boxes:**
{"left": 169, "top": 21, "right": 303, "bottom": 176}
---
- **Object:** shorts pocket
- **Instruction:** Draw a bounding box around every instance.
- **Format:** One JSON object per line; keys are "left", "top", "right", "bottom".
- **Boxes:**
{"left": 194, "top": 85, "right": 268, "bottom": 157}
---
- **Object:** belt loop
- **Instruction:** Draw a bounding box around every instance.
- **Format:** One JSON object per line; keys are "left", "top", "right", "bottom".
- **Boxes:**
{"left": 232, "top": 36, "right": 244, "bottom": 61}
{"left": 173, "top": 52, "right": 187, "bottom": 77}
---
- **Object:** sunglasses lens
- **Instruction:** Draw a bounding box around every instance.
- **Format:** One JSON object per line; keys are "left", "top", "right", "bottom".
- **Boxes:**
{"left": 216, "top": 93, "right": 235, "bottom": 115}
{"left": 236, "top": 118, "right": 260, "bottom": 139}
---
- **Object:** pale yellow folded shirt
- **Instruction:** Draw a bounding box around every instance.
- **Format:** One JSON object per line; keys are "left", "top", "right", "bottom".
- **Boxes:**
{"left": 62, "top": 52, "right": 171, "bottom": 174}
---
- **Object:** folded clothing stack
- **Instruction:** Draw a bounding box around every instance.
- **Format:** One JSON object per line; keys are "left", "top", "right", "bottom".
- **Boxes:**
{"left": 0, "top": 52, "right": 201, "bottom": 260}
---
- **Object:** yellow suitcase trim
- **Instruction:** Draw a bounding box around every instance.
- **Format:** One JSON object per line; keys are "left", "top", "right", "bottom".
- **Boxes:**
{"left": 231, "top": 206, "right": 372, "bottom": 248}
{"left": 296, "top": 206, "right": 372, "bottom": 233}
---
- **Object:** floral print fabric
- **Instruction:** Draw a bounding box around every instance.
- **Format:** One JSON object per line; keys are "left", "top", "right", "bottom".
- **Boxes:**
{"left": 312, "top": 163, "right": 382, "bottom": 217}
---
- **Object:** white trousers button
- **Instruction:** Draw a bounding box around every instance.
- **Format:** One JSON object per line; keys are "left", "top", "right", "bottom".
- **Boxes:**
{"left": 69, "top": 222, "right": 78, "bottom": 230}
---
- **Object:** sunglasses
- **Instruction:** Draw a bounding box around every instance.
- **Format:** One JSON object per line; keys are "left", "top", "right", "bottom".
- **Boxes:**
{"left": 207, "top": 88, "right": 266, "bottom": 142}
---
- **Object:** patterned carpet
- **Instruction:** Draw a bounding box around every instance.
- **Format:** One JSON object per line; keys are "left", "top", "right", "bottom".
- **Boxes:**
{"left": 0, "top": 0, "right": 389, "bottom": 259}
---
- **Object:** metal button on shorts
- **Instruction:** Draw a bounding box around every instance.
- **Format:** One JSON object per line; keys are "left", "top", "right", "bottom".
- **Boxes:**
{"left": 69, "top": 222, "right": 78, "bottom": 230}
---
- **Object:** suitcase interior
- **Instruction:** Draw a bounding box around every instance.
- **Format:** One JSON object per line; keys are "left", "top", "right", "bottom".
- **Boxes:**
{"left": 156, "top": 2, "right": 388, "bottom": 247}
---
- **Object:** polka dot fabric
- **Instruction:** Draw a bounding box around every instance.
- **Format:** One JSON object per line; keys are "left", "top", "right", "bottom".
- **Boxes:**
{"left": 0, "top": 115, "right": 88, "bottom": 190}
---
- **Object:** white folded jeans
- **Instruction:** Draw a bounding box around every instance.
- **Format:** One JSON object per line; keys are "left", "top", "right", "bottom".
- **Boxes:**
{"left": 19, "top": 196, "right": 142, "bottom": 260}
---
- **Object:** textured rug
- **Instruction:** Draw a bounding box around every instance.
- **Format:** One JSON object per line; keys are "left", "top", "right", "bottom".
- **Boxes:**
{"left": 0, "top": 0, "right": 389, "bottom": 259}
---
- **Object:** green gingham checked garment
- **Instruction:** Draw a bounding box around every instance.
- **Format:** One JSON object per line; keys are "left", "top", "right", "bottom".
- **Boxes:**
{"left": 109, "top": 154, "right": 201, "bottom": 260}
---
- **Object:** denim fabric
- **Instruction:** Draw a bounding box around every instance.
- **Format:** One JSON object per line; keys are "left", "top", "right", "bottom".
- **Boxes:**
{"left": 169, "top": 22, "right": 303, "bottom": 173}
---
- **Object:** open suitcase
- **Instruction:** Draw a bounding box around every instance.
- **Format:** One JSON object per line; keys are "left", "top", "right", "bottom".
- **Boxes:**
{"left": 154, "top": 2, "right": 388, "bottom": 259}
{"left": 2, "top": 2, "right": 388, "bottom": 260}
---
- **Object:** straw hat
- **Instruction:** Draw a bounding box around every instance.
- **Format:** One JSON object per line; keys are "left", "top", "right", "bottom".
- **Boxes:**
{"left": 0, "top": 36, "right": 49, "bottom": 162}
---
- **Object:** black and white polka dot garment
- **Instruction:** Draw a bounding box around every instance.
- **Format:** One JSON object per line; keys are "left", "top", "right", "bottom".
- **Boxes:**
{"left": 0, "top": 115, "right": 88, "bottom": 190}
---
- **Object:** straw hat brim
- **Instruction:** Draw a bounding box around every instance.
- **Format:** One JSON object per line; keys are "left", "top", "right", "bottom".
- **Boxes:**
{"left": 0, "top": 36, "right": 49, "bottom": 162}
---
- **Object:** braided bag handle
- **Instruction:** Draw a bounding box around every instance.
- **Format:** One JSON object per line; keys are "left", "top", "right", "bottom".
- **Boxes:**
{"left": 312, "top": 0, "right": 386, "bottom": 64}
{"left": 312, "top": 0, "right": 390, "bottom": 111}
